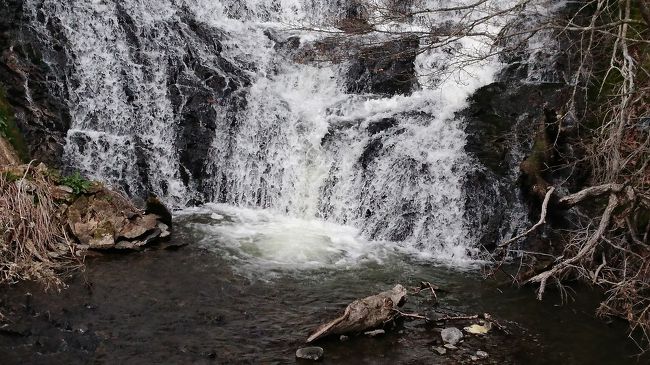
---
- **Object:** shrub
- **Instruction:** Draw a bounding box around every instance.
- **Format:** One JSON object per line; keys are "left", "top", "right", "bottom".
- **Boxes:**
{"left": 60, "top": 171, "right": 92, "bottom": 195}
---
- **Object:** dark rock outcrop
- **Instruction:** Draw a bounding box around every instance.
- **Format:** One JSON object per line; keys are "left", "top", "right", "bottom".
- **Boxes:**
{"left": 166, "top": 17, "right": 250, "bottom": 200}
{"left": 347, "top": 36, "right": 420, "bottom": 96}
{"left": 0, "top": 0, "right": 71, "bottom": 167}
{"left": 461, "top": 80, "right": 575, "bottom": 247}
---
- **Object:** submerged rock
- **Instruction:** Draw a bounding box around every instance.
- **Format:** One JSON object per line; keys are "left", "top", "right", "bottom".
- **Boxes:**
{"left": 296, "top": 347, "right": 324, "bottom": 361}
{"left": 433, "top": 346, "right": 447, "bottom": 355}
{"left": 476, "top": 350, "right": 489, "bottom": 359}
{"left": 441, "top": 327, "right": 463, "bottom": 345}
{"left": 364, "top": 329, "right": 385, "bottom": 337}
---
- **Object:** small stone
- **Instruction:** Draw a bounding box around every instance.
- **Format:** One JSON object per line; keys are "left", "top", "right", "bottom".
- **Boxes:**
{"left": 89, "top": 234, "right": 115, "bottom": 249}
{"left": 433, "top": 346, "right": 447, "bottom": 355}
{"left": 364, "top": 329, "right": 385, "bottom": 337}
{"left": 159, "top": 229, "right": 171, "bottom": 239}
{"left": 441, "top": 327, "right": 463, "bottom": 345}
{"left": 476, "top": 350, "right": 488, "bottom": 359}
{"left": 471, "top": 355, "right": 479, "bottom": 361}
{"left": 443, "top": 344, "right": 457, "bottom": 350}
{"left": 115, "top": 241, "right": 137, "bottom": 250}
{"left": 296, "top": 347, "right": 324, "bottom": 361}
{"left": 339, "top": 335, "right": 349, "bottom": 342}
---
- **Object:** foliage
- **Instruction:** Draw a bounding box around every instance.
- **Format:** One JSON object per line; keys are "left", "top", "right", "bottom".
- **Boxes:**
{"left": 60, "top": 171, "right": 92, "bottom": 195}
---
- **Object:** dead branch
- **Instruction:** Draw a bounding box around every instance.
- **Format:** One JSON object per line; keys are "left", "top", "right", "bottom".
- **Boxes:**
{"left": 528, "top": 193, "right": 620, "bottom": 300}
{"left": 558, "top": 183, "right": 624, "bottom": 207}
{"left": 306, "top": 284, "right": 407, "bottom": 343}
{"left": 499, "top": 187, "right": 556, "bottom": 248}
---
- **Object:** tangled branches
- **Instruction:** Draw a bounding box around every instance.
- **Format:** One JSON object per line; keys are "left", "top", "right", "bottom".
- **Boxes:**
{"left": 491, "top": 0, "right": 650, "bottom": 347}
{"left": 0, "top": 163, "right": 81, "bottom": 289}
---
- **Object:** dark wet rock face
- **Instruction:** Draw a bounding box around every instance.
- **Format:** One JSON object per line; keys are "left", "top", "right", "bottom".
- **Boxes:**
{"left": 347, "top": 36, "right": 420, "bottom": 96}
{"left": 167, "top": 18, "right": 250, "bottom": 198}
{"left": 0, "top": 0, "right": 71, "bottom": 167}
{"left": 461, "top": 79, "right": 574, "bottom": 247}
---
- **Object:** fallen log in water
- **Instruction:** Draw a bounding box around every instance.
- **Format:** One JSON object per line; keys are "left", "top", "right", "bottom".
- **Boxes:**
{"left": 306, "top": 284, "right": 407, "bottom": 343}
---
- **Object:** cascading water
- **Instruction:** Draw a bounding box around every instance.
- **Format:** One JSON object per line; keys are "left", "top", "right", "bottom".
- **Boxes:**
{"left": 23, "top": 0, "right": 532, "bottom": 265}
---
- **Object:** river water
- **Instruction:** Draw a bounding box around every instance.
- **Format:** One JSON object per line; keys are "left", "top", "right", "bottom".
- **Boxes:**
{"left": 0, "top": 207, "right": 641, "bottom": 364}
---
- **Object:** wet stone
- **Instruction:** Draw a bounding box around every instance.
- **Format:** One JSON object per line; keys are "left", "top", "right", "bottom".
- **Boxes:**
{"left": 476, "top": 350, "right": 489, "bottom": 359}
{"left": 441, "top": 327, "right": 463, "bottom": 345}
{"left": 339, "top": 335, "right": 349, "bottom": 342}
{"left": 296, "top": 347, "right": 324, "bottom": 361}
{"left": 444, "top": 344, "right": 458, "bottom": 350}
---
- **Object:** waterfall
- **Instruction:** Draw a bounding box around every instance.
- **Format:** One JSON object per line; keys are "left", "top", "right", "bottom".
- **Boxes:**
{"left": 23, "top": 0, "right": 533, "bottom": 262}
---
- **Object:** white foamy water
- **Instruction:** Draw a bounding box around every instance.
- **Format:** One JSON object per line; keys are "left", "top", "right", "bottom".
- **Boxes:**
{"left": 23, "top": 0, "right": 552, "bottom": 268}
{"left": 176, "top": 204, "right": 480, "bottom": 274}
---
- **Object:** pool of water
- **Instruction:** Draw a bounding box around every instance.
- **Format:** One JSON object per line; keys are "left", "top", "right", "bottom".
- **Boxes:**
{"left": 0, "top": 206, "right": 642, "bottom": 364}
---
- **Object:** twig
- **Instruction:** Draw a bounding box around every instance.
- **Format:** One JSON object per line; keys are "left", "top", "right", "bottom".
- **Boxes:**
{"left": 499, "top": 187, "right": 556, "bottom": 248}
{"left": 392, "top": 308, "right": 432, "bottom": 322}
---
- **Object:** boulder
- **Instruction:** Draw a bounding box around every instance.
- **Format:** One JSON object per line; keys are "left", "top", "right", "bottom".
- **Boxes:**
{"left": 146, "top": 195, "right": 173, "bottom": 228}
{"left": 66, "top": 186, "right": 171, "bottom": 250}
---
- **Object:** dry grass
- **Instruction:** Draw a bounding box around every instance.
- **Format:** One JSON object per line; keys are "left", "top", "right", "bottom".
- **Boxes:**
{"left": 0, "top": 163, "right": 82, "bottom": 290}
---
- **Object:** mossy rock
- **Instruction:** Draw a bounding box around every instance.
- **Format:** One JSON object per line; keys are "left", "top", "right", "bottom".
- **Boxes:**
{"left": 0, "top": 87, "right": 29, "bottom": 161}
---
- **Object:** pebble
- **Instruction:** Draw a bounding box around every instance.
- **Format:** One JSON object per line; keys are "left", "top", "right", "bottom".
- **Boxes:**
{"left": 443, "top": 344, "right": 457, "bottom": 350}
{"left": 364, "top": 329, "right": 385, "bottom": 337}
{"left": 340, "top": 335, "right": 349, "bottom": 342}
{"left": 441, "top": 327, "right": 463, "bottom": 345}
{"left": 296, "top": 347, "right": 324, "bottom": 361}
{"left": 476, "top": 350, "right": 489, "bottom": 359}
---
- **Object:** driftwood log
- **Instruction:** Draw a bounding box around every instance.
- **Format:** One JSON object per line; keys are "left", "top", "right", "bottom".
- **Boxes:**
{"left": 306, "top": 284, "right": 407, "bottom": 343}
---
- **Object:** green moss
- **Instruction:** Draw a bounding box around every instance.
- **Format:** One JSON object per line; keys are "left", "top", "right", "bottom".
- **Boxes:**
{"left": 0, "top": 87, "right": 29, "bottom": 161}
{"left": 1, "top": 171, "right": 21, "bottom": 183}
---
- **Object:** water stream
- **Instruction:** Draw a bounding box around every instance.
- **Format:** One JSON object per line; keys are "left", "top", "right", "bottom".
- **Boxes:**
{"left": 0, "top": 210, "right": 641, "bottom": 364}
{"left": 24, "top": 0, "right": 515, "bottom": 261}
